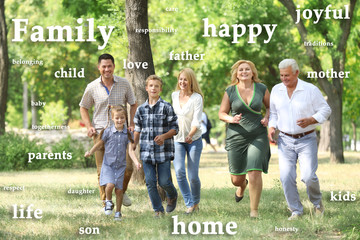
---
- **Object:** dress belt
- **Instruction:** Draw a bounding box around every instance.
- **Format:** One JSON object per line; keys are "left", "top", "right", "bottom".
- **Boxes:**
{"left": 280, "top": 130, "right": 315, "bottom": 139}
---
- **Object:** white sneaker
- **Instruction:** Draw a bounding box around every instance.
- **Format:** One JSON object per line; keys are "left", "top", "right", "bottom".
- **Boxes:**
{"left": 114, "top": 212, "right": 122, "bottom": 221}
{"left": 122, "top": 193, "right": 132, "bottom": 207}
{"left": 104, "top": 200, "right": 114, "bottom": 215}
{"left": 288, "top": 212, "right": 301, "bottom": 220}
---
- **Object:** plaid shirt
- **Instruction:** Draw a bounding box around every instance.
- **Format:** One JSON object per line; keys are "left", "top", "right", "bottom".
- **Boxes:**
{"left": 134, "top": 97, "right": 178, "bottom": 164}
{"left": 79, "top": 75, "right": 136, "bottom": 130}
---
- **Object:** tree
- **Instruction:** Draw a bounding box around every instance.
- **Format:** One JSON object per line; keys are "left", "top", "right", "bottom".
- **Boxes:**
{"left": 279, "top": 0, "right": 357, "bottom": 163}
{"left": 125, "top": 0, "right": 155, "bottom": 182}
{"left": 0, "top": 0, "right": 9, "bottom": 135}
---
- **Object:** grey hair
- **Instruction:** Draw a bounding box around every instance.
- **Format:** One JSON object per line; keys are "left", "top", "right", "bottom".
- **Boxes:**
{"left": 278, "top": 59, "right": 299, "bottom": 74}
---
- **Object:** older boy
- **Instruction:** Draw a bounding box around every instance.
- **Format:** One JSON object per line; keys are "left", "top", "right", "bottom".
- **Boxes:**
{"left": 133, "top": 75, "right": 178, "bottom": 217}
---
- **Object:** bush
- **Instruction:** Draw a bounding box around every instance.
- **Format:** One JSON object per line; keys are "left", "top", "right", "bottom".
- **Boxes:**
{"left": 49, "top": 136, "right": 95, "bottom": 169}
{"left": 0, "top": 132, "right": 46, "bottom": 171}
{"left": 0, "top": 132, "right": 96, "bottom": 171}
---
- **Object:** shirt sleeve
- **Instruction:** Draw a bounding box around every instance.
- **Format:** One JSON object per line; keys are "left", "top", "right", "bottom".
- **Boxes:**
{"left": 166, "top": 104, "right": 179, "bottom": 134}
{"left": 191, "top": 94, "right": 203, "bottom": 130}
{"left": 125, "top": 80, "right": 136, "bottom": 106}
{"left": 311, "top": 87, "right": 331, "bottom": 124}
{"left": 268, "top": 87, "right": 278, "bottom": 129}
{"left": 101, "top": 128, "right": 110, "bottom": 143}
{"left": 134, "top": 108, "right": 142, "bottom": 133}
{"left": 79, "top": 84, "right": 94, "bottom": 109}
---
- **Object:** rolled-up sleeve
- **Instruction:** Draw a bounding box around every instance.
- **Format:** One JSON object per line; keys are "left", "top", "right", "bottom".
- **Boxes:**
{"left": 268, "top": 87, "right": 278, "bottom": 129}
{"left": 311, "top": 87, "right": 331, "bottom": 124}
{"left": 134, "top": 108, "right": 142, "bottom": 132}
{"left": 167, "top": 105, "right": 179, "bottom": 134}
{"left": 191, "top": 94, "right": 203, "bottom": 130}
{"left": 79, "top": 85, "right": 94, "bottom": 109}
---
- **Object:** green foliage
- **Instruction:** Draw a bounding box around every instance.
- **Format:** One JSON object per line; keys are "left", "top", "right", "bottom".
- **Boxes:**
{"left": 0, "top": 132, "right": 95, "bottom": 171}
{"left": 5, "top": 103, "right": 31, "bottom": 128}
{"left": 39, "top": 101, "right": 68, "bottom": 126}
{"left": 0, "top": 132, "right": 46, "bottom": 171}
{"left": 49, "top": 136, "right": 92, "bottom": 168}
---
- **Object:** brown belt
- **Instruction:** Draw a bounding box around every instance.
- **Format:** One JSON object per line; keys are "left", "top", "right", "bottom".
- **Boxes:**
{"left": 280, "top": 130, "right": 315, "bottom": 139}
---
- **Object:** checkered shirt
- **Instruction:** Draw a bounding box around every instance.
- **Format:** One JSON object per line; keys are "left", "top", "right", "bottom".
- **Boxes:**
{"left": 79, "top": 75, "right": 136, "bottom": 130}
{"left": 134, "top": 97, "right": 179, "bottom": 164}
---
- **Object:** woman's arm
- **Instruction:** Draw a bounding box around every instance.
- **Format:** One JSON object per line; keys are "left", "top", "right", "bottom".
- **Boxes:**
{"left": 261, "top": 89, "right": 270, "bottom": 126}
{"left": 219, "top": 92, "right": 241, "bottom": 124}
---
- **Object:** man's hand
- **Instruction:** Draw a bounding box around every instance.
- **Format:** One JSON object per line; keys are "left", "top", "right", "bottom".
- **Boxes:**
{"left": 268, "top": 127, "right": 276, "bottom": 143}
{"left": 297, "top": 117, "right": 316, "bottom": 128}
{"left": 87, "top": 127, "right": 96, "bottom": 138}
{"left": 154, "top": 134, "right": 165, "bottom": 146}
{"left": 131, "top": 142, "right": 137, "bottom": 151}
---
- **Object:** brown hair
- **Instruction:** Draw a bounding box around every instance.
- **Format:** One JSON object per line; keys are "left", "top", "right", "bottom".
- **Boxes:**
{"left": 146, "top": 75, "right": 163, "bottom": 87}
{"left": 230, "top": 60, "right": 261, "bottom": 86}
{"left": 110, "top": 105, "right": 134, "bottom": 143}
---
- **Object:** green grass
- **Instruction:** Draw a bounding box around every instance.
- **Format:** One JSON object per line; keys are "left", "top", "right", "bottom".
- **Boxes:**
{"left": 0, "top": 150, "right": 359, "bottom": 240}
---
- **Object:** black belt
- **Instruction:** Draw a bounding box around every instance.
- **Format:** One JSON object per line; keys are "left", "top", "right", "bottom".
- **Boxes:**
{"left": 280, "top": 130, "right": 315, "bottom": 139}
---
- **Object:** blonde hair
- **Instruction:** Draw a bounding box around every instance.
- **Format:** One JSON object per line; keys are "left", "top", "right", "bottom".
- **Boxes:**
{"left": 230, "top": 60, "right": 261, "bottom": 86}
{"left": 176, "top": 68, "right": 204, "bottom": 98}
{"left": 110, "top": 105, "right": 134, "bottom": 143}
{"left": 146, "top": 75, "right": 163, "bottom": 87}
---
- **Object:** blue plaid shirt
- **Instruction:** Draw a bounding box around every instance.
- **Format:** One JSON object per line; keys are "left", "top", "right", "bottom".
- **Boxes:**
{"left": 134, "top": 97, "right": 178, "bottom": 164}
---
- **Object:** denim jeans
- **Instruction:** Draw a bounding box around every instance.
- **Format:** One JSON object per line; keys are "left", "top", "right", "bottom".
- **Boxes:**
{"left": 143, "top": 161, "right": 178, "bottom": 212}
{"left": 173, "top": 137, "right": 203, "bottom": 208}
{"left": 278, "top": 132, "right": 321, "bottom": 215}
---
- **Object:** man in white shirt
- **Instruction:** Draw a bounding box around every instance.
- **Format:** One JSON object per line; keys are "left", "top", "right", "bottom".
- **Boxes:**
{"left": 268, "top": 59, "right": 331, "bottom": 220}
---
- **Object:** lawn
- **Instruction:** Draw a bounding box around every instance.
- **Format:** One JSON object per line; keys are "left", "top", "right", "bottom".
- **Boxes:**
{"left": 0, "top": 149, "right": 359, "bottom": 240}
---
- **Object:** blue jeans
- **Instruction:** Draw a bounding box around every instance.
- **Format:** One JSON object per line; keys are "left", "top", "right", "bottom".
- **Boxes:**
{"left": 143, "top": 161, "right": 177, "bottom": 212}
{"left": 173, "top": 138, "right": 203, "bottom": 208}
{"left": 278, "top": 132, "right": 321, "bottom": 215}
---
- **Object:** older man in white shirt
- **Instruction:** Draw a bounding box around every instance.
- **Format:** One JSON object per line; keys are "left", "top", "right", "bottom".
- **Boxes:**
{"left": 268, "top": 59, "right": 331, "bottom": 220}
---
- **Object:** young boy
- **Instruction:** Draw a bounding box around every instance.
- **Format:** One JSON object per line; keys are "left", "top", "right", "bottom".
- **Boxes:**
{"left": 133, "top": 75, "right": 178, "bottom": 217}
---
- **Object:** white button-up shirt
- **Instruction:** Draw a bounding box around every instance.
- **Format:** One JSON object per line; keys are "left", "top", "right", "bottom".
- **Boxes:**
{"left": 172, "top": 91, "right": 203, "bottom": 142}
{"left": 269, "top": 79, "right": 331, "bottom": 134}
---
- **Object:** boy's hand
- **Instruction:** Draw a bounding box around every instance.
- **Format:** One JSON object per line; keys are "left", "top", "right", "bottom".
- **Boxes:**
{"left": 84, "top": 151, "right": 91, "bottom": 157}
{"left": 154, "top": 134, "right": 165, "bottom": 146}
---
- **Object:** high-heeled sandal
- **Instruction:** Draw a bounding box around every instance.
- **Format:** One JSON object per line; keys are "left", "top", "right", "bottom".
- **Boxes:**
{"left": 235, "top": 179, "right": 248, "bottom": 202}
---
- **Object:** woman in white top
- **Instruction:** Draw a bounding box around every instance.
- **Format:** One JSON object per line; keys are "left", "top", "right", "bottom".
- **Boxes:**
{"left": 172, "top": 68, "right": 204, "bottom": 214}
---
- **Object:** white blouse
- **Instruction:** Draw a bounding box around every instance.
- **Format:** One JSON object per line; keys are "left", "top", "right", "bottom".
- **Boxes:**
{"left": 172, "top": 91, "right": 203, "bottom": 142}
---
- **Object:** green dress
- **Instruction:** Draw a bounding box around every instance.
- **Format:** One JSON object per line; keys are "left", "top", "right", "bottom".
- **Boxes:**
{"left": 225, "top": 83, "right": 270, "bottom": 175}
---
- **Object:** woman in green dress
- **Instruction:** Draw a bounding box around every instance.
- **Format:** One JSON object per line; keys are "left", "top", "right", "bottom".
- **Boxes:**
{"left": 219, "top": 60, "right": 271, "bottom": 218}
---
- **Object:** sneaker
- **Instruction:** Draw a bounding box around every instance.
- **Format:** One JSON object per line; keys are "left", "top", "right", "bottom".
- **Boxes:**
{"left": 154, "top": 211, "right": 165, "bottom": 218}
{"left": 166, "top": 196, "right": 177, "bottom": 213}
{"left": 104, "top": 200, "right": 114, "bottom": 215}
{"left": 314, "top": 200, "right": 324, "bottom": 216}
{"left": 288, "top": 212, "right": 301, "bottom": 220}
{"left": 122, "top": 193, "right": 132, "bottom": 207}
{"left": 114, "top": 212, "right": 122, "bottom": 221}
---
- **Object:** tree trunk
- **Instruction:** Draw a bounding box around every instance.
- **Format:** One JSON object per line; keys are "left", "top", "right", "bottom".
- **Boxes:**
{"left": 23, "top": 81, "right": 28, "bottom": 129}
{"left": 351, "top": 121, "right": 357, "bottom": 152}
{"left": 31, "top": 90, "right": 37, "bottom": 126}
{"left": 278, "top": 0, "right": 356, "bottom": 163}
{"left": 125, "top": 0, "right": 155, "bottom": 184}
{"left": 318, "top": 119, "right": 330, "bottom": 152}
{"left": 0, "top": 0, "right": 9, "bottom": 135}
{"left": 328, "top": 96, "right": 344, "bottom": 163}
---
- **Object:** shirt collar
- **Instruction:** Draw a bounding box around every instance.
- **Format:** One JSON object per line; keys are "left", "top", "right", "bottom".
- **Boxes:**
{"left": 110, "top": 125, "right": 127, "bottom": 134}
{"left": 144, "top": 96, "right": 162, "bottom": 108}
{"left": 96, "top": 75, "right": 119, "bottom": 84}
{"left": 279, "top": 78, "right": 304, "bottom": 92}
